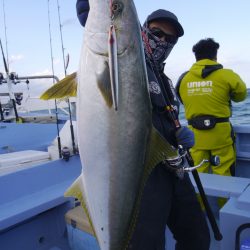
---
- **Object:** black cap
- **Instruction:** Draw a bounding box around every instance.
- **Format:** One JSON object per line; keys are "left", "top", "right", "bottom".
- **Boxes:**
{"left": 146, "top": 9, "right": 184, "bottom": 37}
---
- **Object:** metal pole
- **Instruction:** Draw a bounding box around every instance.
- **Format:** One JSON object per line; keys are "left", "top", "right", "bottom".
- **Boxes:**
{"left": 56, "top": 0, "right": 77, "bottom": 154}
{"left": 0, "top": 101, "right": 4, "bottom": 121}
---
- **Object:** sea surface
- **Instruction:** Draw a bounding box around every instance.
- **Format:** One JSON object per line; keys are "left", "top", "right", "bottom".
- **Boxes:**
{"left": 26, "top": 90, "right": 250, "bottom": 126}
{"left": 179, "top": 89, "right": 250, "bottom": 126}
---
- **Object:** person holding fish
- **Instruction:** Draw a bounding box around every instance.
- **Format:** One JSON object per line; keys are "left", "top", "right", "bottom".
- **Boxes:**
{"left": 76, "top": 1, "right": 210, "bottom": 249}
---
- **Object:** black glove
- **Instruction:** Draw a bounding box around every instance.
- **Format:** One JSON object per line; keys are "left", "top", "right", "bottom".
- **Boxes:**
{"left": 175, "top": 126, "right": 195, "bottom": 149}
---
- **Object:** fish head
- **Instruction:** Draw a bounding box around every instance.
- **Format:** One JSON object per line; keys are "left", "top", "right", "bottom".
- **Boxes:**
{"left": 85, "top": 0, "right": 142, "bottom": 56}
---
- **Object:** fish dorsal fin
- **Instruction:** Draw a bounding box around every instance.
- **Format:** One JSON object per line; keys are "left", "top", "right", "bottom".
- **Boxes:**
{"left": 124, "top": 126, "right": 179, "bottom": 248}
{"left": 40, "top": 72, "right": 77, "bottom": 100}
{"left": 96, "top": 61, "right": 113, "bottom": 108}
{"left": 64, "top": 174, "right": 96, "bottom": 237}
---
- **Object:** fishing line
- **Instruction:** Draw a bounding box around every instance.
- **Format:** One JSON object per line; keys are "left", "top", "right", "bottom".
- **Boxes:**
{"left": 56, "top": 0, "right": 77, "bottom": 155}
{"left": 47, "top": 0, "right": 62, "bottom": 158}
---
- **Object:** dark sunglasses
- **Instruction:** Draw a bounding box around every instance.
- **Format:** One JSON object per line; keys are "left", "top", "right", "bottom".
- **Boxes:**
{"left": 149, "top": 28, "right": 178, "bottom": 44}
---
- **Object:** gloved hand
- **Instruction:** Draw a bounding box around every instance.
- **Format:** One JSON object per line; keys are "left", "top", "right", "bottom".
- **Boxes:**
{"left": 76, "top": 0, "right": 90, "bottom": 27}
{"left": 175, "top": 126, "right": 195, "bottom": 149}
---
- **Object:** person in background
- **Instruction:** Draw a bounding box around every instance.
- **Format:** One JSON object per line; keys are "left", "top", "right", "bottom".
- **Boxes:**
{"left": 76, "top": 1, "right": 210, "bottom": 249}
{"left": 176, "top": 38, "right": 247, "bottom": 207}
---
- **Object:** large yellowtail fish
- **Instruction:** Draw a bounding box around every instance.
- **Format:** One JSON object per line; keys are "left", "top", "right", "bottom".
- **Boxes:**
{"left": 41, "top": 0, "right": 179, "bottom": 249}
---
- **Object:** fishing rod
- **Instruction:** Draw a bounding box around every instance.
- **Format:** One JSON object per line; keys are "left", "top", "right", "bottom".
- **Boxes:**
{"left": 2, "top": 0, "right": 9, "bottom": 70}
{"left": 0, "top": 38, "right": 19, "bottom": 123}
{"left": 141, "top": 30, "right": 223, "bottom": 241}
{"left": 0, "top": 101, "right": 4, "bottom": 121}
{"left": 0, "top": 70, "right": 4, "bottom": 120}
{"left": 47, "top": 0, "right": 62, "bottom": 158}
{"left": 56, "top": 0, "right": 77, "bottom": 155}
{"left": 1, "top": 1, "right": 21, "bottom": 123}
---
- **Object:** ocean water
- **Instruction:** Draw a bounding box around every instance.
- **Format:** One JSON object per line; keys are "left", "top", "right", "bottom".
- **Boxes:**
{"left": 179, "top": 89, "right": 250, "bottom": 126}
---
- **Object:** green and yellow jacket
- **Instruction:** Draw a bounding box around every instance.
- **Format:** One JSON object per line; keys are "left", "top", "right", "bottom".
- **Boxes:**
{"left": 176, "top": 59, "right": 247, "bottom": 149}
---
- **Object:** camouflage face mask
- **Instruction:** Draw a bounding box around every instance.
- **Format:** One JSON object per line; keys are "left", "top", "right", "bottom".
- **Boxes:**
{"left": 143, "top": 26, "right": 176, "bottom": 67}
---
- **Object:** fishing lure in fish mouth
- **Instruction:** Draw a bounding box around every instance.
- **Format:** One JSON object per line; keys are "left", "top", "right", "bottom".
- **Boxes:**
{"left": 108, "top": 0, "right": 124, "bottom": 111}
{"left": 108, "top": 25, "right": 119, "bottom": 111}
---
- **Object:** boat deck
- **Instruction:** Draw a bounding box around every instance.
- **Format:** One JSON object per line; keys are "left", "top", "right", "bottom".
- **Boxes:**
{"left": 0, "top": 123, "right": 249, "bottom": 249}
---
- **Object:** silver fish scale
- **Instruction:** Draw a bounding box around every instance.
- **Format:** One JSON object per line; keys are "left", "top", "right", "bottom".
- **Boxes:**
{"left": 77, "top": 1, "right": 151, "bottom": 249}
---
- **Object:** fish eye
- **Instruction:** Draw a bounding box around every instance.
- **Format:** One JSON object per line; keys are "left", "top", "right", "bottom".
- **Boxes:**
{"left": 112, "top": 1, "right": 123, "bottom": 15}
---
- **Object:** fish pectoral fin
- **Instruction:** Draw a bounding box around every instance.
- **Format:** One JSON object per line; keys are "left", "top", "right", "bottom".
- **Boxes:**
{"left": 40, "top": 72, "right": 77, "bottom": 100}
{"left": 96, "top": 61, "right": 113, "bottom": 108}
{"left": 64, "top": 174, "right": 96, "bottom": 236}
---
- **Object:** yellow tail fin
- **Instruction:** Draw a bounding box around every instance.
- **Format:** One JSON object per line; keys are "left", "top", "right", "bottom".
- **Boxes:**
{"left": 64, "top": 174, "right": 97, "bottom": 237}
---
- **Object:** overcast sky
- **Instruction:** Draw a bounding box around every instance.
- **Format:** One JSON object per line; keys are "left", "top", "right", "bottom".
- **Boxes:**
{"left": 0, "top": 0, "right": 249, "bottom": 97}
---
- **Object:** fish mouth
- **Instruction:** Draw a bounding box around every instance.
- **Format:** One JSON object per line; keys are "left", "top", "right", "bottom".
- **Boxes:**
{"left": 87, "top": 44, "right": 128, "bottom": 57}
{"left": 85, "top": 31, "right": 129, "bottom": 57}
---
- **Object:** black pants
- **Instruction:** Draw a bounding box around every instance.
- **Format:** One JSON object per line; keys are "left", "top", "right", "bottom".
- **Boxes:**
{"left": 128, "top": 164, "right": 210, "bottom": 250}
